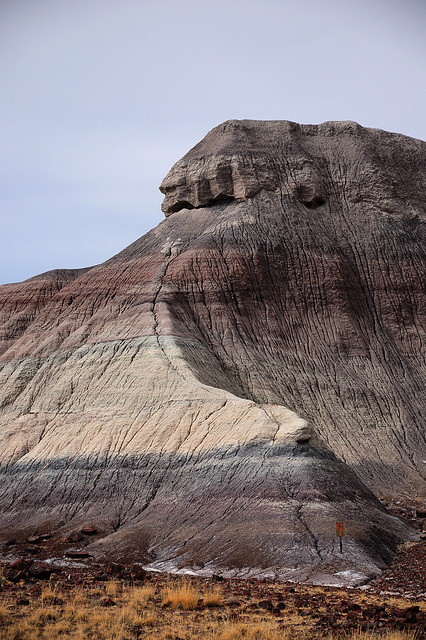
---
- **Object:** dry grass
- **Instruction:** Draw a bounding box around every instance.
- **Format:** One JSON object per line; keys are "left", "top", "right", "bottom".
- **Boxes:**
{"left": 0, "top": 606, "right": 10, "bottom": 625}
{"left": 347, "top": 634, "right": 417, "bottom": 640}
{"left": 203, "top": 585, "right": 224, "bottom": 607}
{"left": 41, "top": 583, "right": 59, "bottom": 606}
{"left": 158, "top": 623, "right": 418, "bottom": 640}
{"left": 105, "top": 578, "right": 121, "bottom": 597}
{"left": 127, "top": 583, "right": 156, "bottom": 608}
{"left": 208, "top": 622, "right": 291, "bottom": 639}
{"left": 162, "top": 580, "right": 200, "bottom": 609}
{"left": 0, "top": 574, "right": 424, "bottom": 640}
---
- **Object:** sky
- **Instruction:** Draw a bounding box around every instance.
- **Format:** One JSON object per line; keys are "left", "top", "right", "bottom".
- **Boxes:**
{"left": 0, "top": 0, "right": 425, "bottom": 284}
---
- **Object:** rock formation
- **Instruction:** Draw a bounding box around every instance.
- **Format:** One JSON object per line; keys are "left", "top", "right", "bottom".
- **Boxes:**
{"left": 0, "top": 120, "right": 425, "bottom": 585}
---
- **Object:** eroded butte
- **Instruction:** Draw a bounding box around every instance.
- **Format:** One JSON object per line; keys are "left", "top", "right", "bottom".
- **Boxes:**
{"left": 0, "top": 120, "right": 425, "bottom": 585}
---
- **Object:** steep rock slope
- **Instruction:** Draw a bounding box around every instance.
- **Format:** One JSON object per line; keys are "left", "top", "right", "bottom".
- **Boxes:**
{"left": 0, "top": 120, "right": 425, "bottom": 584}
{"left": 0, "top": 268, "right": 91, "bottom": 358}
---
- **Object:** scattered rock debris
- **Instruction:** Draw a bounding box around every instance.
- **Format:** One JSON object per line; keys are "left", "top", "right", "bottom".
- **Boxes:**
{"left": 367, "top": 540, "right": 426, "bottom": 599}
{"left": 0, "top": 560, "right": 425, "bottom": 639}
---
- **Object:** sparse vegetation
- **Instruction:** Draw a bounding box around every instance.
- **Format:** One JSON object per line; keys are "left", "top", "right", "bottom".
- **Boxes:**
{"left": 0, "top": 607, "right": 10, "bottom": 626}
{"left": 127, "top": 583, "right": 156, "bottom": 607}
{"left": 203, "top": 585, "right": 224, "bottom": 607}
{"left": 162, "top": 580, "right": 201, "bottom": 609}
{"left": 0, "top": 569, "right": 424, "bottom": 640}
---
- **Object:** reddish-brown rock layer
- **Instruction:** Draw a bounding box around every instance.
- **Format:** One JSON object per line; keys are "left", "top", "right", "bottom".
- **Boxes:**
{"left": 0, "top": 268, "right": 91, "bottom": 357}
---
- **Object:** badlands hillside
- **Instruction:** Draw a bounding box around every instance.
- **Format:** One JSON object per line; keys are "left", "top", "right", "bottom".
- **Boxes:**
{"left": 0, "top": 120, "right": 425, "bottom": 585}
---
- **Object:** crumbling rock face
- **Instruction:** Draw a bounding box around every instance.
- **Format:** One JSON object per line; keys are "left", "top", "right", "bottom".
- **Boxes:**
{"left": 0, "top": 120, "right": 425, "bottom": 585}
{"left": 160, "top": 120, "right": 425, "bottom": 217}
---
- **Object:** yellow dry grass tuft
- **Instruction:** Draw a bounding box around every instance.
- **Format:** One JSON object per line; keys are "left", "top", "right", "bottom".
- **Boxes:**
{"left": 105, "top": 578, "right": 121, "bottom": 597}
{"left": 40, "top": 583, "right": 61, "bottom": 607}
{"left": 0, "top": 605, "right": 10, "bottom": 625}
{"left": 127, "top": 583, "right": 156, "bottom": 608}
{"left": 162, "top": 580, "right": 201, "bottom": 610}
{"left": 203, "top": 585, "right": 223, "bottom": 607}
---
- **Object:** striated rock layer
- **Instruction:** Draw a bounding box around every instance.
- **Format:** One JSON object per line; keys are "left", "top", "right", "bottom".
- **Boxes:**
{"left": 0, "top": 120, "right": 425, "bottom": 585}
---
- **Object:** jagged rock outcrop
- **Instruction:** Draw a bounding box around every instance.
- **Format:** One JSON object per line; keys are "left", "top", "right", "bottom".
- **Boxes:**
{"left": 0, "top": 120, "right": 425, "bottom": 585}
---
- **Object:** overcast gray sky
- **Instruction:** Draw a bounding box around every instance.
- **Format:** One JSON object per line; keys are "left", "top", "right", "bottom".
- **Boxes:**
{"left": 1, "top": 0, "right": 425, "bottom": 284}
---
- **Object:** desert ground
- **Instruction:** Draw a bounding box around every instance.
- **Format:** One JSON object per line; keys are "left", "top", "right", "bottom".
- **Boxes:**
{"left": 0, "top": 540, "right": 425, "bottom": 640}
